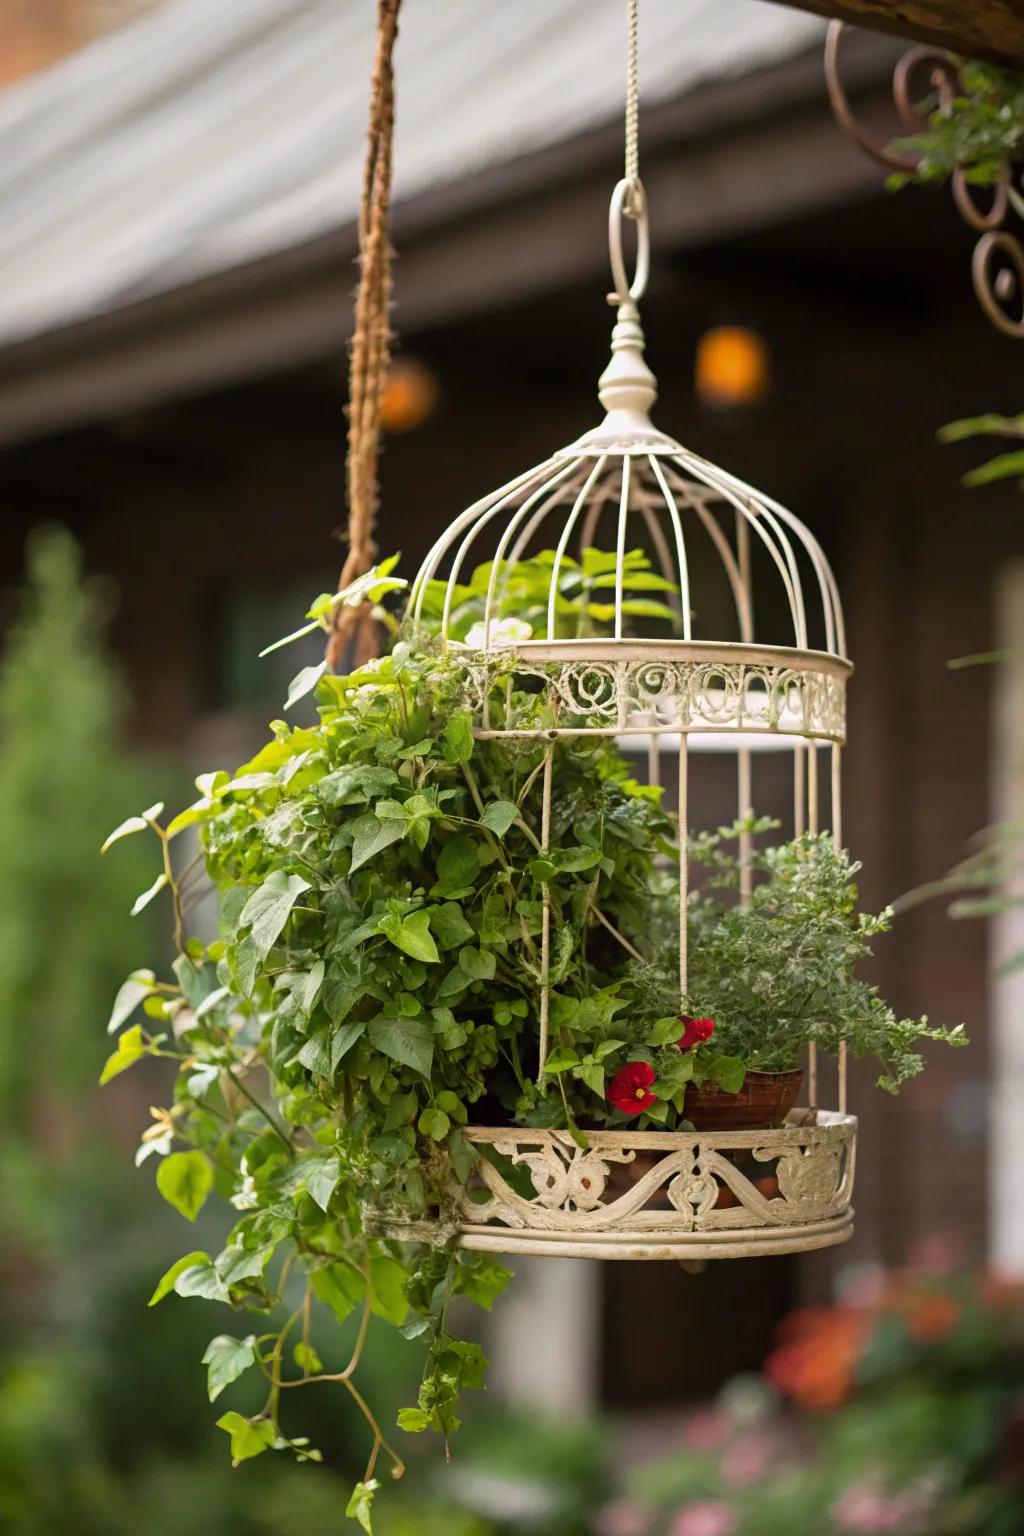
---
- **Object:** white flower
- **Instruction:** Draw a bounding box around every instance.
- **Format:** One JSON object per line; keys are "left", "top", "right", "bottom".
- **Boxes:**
{"left": 231, "top": 1158, "right": 259, "bottom": 1210}
{"left": 464, "top": 617, "right": 532, "bottom": 649}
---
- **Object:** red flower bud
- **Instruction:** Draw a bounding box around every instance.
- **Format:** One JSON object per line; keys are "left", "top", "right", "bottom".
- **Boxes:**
{"left": 677, "top": 1015, "right": 715, "bottom": 1052}
{"left": 607, "top": 1061, "right": 657, "bottom": 1116}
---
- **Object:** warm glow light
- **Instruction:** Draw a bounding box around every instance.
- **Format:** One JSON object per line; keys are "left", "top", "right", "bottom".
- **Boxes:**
{"left": 696, "top": 326, "right": 770, "bottom": 409}
{"left": 379, "top": 357, "right": 439, "bottom": 432}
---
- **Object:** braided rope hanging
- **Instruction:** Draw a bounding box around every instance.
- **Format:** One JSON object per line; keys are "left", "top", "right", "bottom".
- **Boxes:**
{"left": 326, "top": 0, "right": 402, "bottom": 671}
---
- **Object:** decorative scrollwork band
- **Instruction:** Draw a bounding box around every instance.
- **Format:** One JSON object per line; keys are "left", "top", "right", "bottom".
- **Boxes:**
{"left": 825, "top": 21, "right": 1024, "bottom": 340}
{"left": 365, "top": 1119, "right": 857, "bottom": 1261}
{"left": 455, "top": 1123, "right": 855, "bottom": 1236}
{"left": 462, "top": 655, "right": 846, "bottom": 743}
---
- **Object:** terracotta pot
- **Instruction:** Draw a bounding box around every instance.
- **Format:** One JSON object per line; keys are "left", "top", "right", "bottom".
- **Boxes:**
{"left": 685, "top": 1069, "right": 803, "bottom": 1131}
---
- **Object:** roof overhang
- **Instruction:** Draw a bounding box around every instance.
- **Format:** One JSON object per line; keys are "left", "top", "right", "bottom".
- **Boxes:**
{"left": 0, "top": 31, "right": 900, "bottom": 448}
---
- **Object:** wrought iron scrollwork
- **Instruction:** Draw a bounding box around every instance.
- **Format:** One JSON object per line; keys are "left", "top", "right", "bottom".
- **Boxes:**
{"left": 825, "top": 21, "right": 1024, "bottom": 340}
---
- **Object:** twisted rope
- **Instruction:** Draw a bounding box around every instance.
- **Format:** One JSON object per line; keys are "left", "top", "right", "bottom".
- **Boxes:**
{"left": 327, "top": 0, "right": 402, "bottom": 671}
{"left": 624, "top": 0, "right": 640, "bottom": 214}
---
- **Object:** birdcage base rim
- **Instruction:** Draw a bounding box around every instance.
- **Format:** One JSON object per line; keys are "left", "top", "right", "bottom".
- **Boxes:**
{"left": 460, "top": 1110, "right": 856, "bottom": 1148}
{"left": 453, "top": 1209, "right": 855, "bottom": 1260}
{"left": 366, "top": 1113, "right": 856, "bottom": 1260}
{"left": 455, "top": 636, "right": 853, "bottom": 680}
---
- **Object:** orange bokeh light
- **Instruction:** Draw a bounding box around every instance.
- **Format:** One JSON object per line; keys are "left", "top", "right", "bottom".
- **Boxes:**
{"left": 696, "top": 326, "right": 770, "bottom": 408}
{"left": 379, "top": 357, "right": 439, "bottom": 433}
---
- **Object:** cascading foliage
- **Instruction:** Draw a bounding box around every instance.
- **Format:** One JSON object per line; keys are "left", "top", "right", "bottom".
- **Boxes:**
{"left": 100, "top": 556, "right": 963, "bottom": 1529}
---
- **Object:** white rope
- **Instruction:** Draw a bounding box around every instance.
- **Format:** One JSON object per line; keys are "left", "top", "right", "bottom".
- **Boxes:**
{"left": 625, "top": 0, "right": 640, "bottom": 214}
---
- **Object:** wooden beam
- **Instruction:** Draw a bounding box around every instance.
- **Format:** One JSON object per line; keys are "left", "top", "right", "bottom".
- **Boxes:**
{"left": 768, "top": 0, "right": 1024, "bottom": 66}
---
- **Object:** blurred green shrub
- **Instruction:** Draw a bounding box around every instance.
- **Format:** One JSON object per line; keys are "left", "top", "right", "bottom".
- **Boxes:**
{"left": 0, "top": 525, "right": 159, "bottom": 1265}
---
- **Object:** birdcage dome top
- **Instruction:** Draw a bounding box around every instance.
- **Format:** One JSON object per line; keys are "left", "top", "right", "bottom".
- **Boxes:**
{"left": 410, "top": 191, "right": 846, "bottom": 698}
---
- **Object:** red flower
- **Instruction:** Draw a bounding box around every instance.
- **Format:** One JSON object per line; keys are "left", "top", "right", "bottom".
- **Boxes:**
{"left": 677, "top": 1015, "right": 715, "bottom": 1051}
{"left": 607, "top": 1061, "right": 657, "bottom": 1116}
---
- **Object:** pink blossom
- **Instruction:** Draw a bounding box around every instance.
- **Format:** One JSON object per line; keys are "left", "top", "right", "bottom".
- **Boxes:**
{"left": 906, "top": 1232, "right": 966, "bottom": 1276}
{"left": 831, "top": 1487, "right": 915, "bottom": 1533}
{"left": 592, "top": 1500, "right": 651, "bottom": 1536}
{"left": 719, "top": 1434, "right": 771, "bottom": 1488}
{"left": 682, "top": 1409, "right": 729, "bottom": 1451}
{"left": 669, "top": 1501, "right": 738, "bottom": 1536}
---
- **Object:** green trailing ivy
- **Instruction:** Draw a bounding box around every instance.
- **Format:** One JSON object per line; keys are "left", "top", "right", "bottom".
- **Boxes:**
{"left": 884, "top": 60, "right": 1024, "bottom": 491}
{"left": 101, "top": 552, "right": 961, "bottom": 1526}
{"left": 886, "top": 60, "right": 1024, "bottom": 196}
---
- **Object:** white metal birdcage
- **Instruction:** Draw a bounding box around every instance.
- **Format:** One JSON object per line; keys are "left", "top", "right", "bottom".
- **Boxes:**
{"left": 369, "top": 181, "right": 859, "bottom": 1264}
{"left": 374, "top": 15, "right": 857, "bottom": 1262}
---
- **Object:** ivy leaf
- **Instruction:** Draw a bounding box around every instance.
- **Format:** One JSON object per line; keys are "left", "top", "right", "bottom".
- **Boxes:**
{"left": 106, "top": 970, "right": 156, "bottom": 1034}
{"left": 331, "top": 1018, "right": 367, "bottom": 1071}
{"left": 297, "top": 1030, "right": 333, "bottom": 1077}
{"left": 312, "top": 1262, "right": 365, "bottom": 1324}
{"left": 435, "top": 834, "right": 480, "bottom": 889}
{"left": 285, "top": 661, "right": 328, "bottom": 710}
{"left": 705, "top": 1055, "right": 747, "bottom": 1094}
{"left": 530, "top": 846, "right": 602, "bottom": 878}
{"left": 216, "top": 1411, "right": 277, "bottom": 1466}
{"left": 349, "top": 815, "right": 406, "bottom": 873}
{"left": 648, "top": 1015, "right": 684, "bottom": 1046}
{"left": 383, "top": 1090, "right": 418, "bottom": 1131}
{"left": 174, "top": 1257, "right": 229, "bottom": 1302}
{"left": 541, "top": 1047, "right": 579, "bottom": 1074}
{"left": 318, "top": 765, "right": 399, "bottom": 807}
{"left": 480, "top": 800, "right": 519, "bottom": 837}
{"left": 369, "top": 1256, "right": 409, "bottom": 1325}
{"left": 294, "top": 1341, "right": 323, "bottom": 1375}
{"left": 240, "top": 871, "right": 311, "bottom": 960}
{"left": 380, "top": 910, "right": 440, "bottom": 964}
{"left": 195, "top": 984, "right": 230, "bottom": 1020}
{"left": 156, "top": 1150, "right": 213, "bottom": 1222}
{"left": 458, "top": 945, "right": 496, "bottom": 981}
{"left": 148, "top": 1250, "right": 210, "bottom": 1307}
{"left": 368, "top": 1014, "right": 434, "bottom": 1077}
{"left": 578, "top": 1059, "right": 606, "bottom": 1095}
{"left": 417, "top": 1107, "right": 450, "bottom": 1141}
{"left": 203, "top": 1335, "right": 258, "bottom": 1402}
{"left": 427, "top": 902, "right": 475, "bottom": 951}
{"left": 99, "top": 1023, "right": 147, "bottom": 1085}
{"left": 397, "top": 1407, "right": 431, "bottom": 1433}
{"left": 101, "top": 803, "right": 164, "bottom": 853}
{"left": 433, "top": 963, "right": 472, "bottom": 1001}
{"left": 216, "top": 1243, "right": 276, "bottom": 1288}
{"left": 303, "top": 1154, "right": 342, "bottom": 1213}
{"left": 346, "top": 1479, "right": 379, "bottom": 1534}
{"left": 130, "top": 871, "right": 169, "bottom": 917}
{"left": 447, "top": 1128, "right": 476, "bottom": 1185}
{"left": 442, "top": 710, "right": 475, "bottom": 764}
{"left": 295, "top": 960, "right": 326, "bottom": 1017}
{"left": 455, "top": 1254, "right": 511, "bottom": 1311}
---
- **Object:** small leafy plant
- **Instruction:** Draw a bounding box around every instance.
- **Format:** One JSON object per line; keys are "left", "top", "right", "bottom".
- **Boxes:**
{"left": 886, "top": 60, "right": 1024, "bottom": 198}
{"left": 100, "top": 554, "right": 960, "bottom": 1526}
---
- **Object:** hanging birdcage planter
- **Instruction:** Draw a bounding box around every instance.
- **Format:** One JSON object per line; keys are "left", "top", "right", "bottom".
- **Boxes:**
{"left": 360, "top": 165, "right": 859, "bottom": 1262}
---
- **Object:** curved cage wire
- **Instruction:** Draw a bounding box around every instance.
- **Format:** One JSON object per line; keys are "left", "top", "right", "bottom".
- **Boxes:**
{"left": 411, "top": 441, "right": 846, "bottom": 664}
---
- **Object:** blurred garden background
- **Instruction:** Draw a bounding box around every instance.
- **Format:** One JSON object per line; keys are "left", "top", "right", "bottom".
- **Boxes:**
{"left": 0, "top": 1, "right": 1023, "bottom": 1532}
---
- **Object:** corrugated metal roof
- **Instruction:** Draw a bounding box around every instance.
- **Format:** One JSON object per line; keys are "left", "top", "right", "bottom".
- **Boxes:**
{"left": 0, "top": 0, "right": 825, "bottom": 350}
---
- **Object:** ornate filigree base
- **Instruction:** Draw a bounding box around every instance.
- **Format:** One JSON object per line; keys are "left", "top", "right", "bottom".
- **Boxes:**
{"left": 372, "top": 1112, "right": 857, "bottom": 1262}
